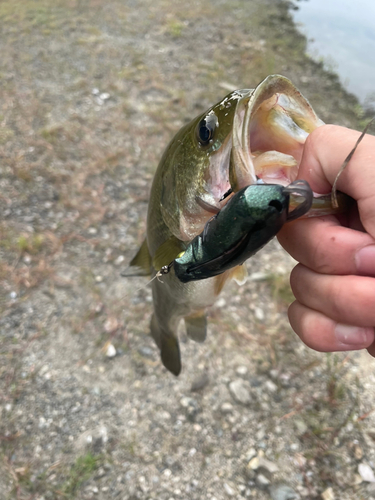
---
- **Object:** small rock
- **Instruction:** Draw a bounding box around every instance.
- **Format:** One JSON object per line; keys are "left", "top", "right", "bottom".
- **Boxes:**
{"left": 219, "top": 402, "right": 233, "bottom": 417}
{"left": 294, "top": 419, "right": 308, "bottom": 435}
{"left": 353, "top": 474, "right": 363, "bottom": 485}
{"left": 100, "top": 92, "right": 110, "bottom": 100}
{"left": 138, "top": 346, "right": 154, "bottom": 359}
{"left": 236, "top": 365, "right": 248, "bottom": 376}
{"left": 258, "top": 457, "right": 279, "bottom": 474}
{"left": 269, "top": 484, "right": 299, "bottom": 500}
{"left": 245, "top": 448, "right": 257, "bottom": 461}
{"left": 321, "top": 487, "right": 335, "bottom": 500}
{"left": 248, "top": 456, "right": 259, "bottom": 470}
{"left": 216, "top": 298, "right": 226, "bottom": 308}
{"left": 190, "top": 373, "right": 209, "bottom": 392}
{"left": 358, "top": 463, "right": 375, "bottom": 482}
{"left": 249, "top": 271, "right": 269, "bottom": 281}
{"left": 223, "top": 482, "right": 236, "bottom": 496}
{"left": 254, "top": 307, "right": 265, "bottom": 321}
{"left": 95, "top": 467, "right": 106, "bottom": 479}
{"left": 256, "top": 474, "right": 270, "bottom": 487}
{"left": 106, "top": 344, "right": 116, "bottom": 358}
{"left": 180, "top": 397, "right": 199, "bottom": 420}
{"left": 104, "top": 317, "right": 119, "bottom": 333}
{"left": 229, "top": 379, "right": 252, "bottom": 405}
{"left": 114, "top": 255, "right": 125, "bottom": 265}
{"left": 354, "top": 445, "right": 364, "bottom": 460}
{"left": 265, "top": 380, "right": 277, "bottom": 393}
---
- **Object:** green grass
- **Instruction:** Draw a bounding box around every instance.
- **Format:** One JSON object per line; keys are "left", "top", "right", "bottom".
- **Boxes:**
{"left": 60, "top": 453, "right": 101, "bottom": 497}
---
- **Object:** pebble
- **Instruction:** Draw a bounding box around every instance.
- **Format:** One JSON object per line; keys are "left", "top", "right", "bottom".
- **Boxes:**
{"left": 265, "top": 380, "right": 278, "bottom": 393}
{"left": 190, "top": 373, "right": 209, "bottom": 392}
{"left": 256, "top": 474, "right": 270, "bottom": 486}
{"left": 358, "top": 463, "right": 375, "bottom": 482}
{"left": 249, "top": 271, "right": 269, "bottom": 281}
{"left": 294, "top": 419, "right": 308, "bottom": 435}
{"left": 180, "top": 397, "right": 199, "bottom": 420}
{"left": 254, "top": 307, "right": 265, "bottom": 321}
{"left": 216, "top": 298, "right": 226, "bottom": 308}
{"left": 223, "top": 482, "right": 236, "bottom": 496}
{"left": 321, "top": 487, "right": 334, "bottom": 500}
{"left": 220, "top": 402, "right": 233, "bottom": 414}
{"left": 104, "top": 318, "right": 119, "bottom": 333}
{"left": 106, "top": 344, "right": 116, "bottom": 358}
{"left": 236, "top": 365, "right": 248, "bottom": 376}
{"left": 114, "top": 255, "right": 125, "bottom": 265}
{"left": 228, "top": 379, "right": 252, "bottom": 405}
{"left": 269, "top": 484, "right": 299, "bottom": 500}
{"left": 138, "top": 346, "right": 154, "bottom": 359}
{"left": 354, "top": 445, "right": 364, "bottom": 460}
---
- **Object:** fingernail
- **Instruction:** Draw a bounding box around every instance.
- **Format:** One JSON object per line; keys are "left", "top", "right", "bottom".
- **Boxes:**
{"left": 335, "top": 323, "right": 372, "bottom": 346}
{"left": 355, "top": 245, "right": 375, "bottom": 277}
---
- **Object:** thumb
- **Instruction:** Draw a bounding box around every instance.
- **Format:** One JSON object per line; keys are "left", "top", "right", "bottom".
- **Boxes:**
{"left": 298, "top": 124, "right": 375, "bottom": 238}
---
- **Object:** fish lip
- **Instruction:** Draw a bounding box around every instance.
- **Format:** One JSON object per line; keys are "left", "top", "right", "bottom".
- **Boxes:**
{"left": 230, "top": 74, "right": 323, "bottom": 191}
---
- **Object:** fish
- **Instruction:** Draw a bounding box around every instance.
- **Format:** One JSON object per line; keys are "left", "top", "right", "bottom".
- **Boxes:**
{"left": 127, "top": 74, "right": 342, "bottom": 376}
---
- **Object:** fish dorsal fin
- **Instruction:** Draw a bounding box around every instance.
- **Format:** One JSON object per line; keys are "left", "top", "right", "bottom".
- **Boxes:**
{"left": 185, "top": 310, "right": 207, "bottom": 343}
{"left": 153, "top": 236, "right": 186, "bottom": 271}
{"left": 214, "top": 265, "right": 247, "bottom": 295}
{"left": 123, "top": 238, "right": 152, "bottom": 277}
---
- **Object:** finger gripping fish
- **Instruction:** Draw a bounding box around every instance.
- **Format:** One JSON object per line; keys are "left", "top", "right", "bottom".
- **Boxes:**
{"left": 174, "top": 180, "right": 312, "bottom": 282}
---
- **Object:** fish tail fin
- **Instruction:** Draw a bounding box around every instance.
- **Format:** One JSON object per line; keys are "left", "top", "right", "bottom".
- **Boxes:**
{"left": 122, "top": 238, "right": 152, "bottom": 277}
{"left": 150, "top": 313, "right": 181, "bottom": 376}
{"left": 184, "top": 310, "right": 207, "bottom": 343}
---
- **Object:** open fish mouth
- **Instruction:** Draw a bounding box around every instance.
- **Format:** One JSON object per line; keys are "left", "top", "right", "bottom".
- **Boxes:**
{"left": 230, "top": 75, "right": 324, "bottom": 191}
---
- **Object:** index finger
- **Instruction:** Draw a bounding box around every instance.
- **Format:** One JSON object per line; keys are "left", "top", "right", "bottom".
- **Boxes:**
{"left": 299, "top": 124, "right": 375, "bottom": 238}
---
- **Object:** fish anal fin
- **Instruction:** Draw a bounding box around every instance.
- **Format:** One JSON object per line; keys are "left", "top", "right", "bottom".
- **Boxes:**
{"left": 153, "top": 236, "right": 186, "bottom": 271}
{"left": 185, "top": 310, "right": 207, "bottom": 343}
{"left": 123, "top": 238, "right": 152, "bottom": 277}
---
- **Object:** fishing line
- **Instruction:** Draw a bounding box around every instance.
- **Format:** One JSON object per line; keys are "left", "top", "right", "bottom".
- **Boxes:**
{"left": 331, "top": 118, "right": 374, "bottom": 208}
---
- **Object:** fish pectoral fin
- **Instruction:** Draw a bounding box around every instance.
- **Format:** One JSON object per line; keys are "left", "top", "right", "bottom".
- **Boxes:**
{"left": 185, "top": 311, "right": 207, "bottom": 343}
{"left": 232, "top": 264, "right": 248, "bottom": 286}
{"left": 153, "top": 236, "right": 186, "bottom": 271}
{"left": 122, "top": 238, "right": 152, "bottom": 277}
{"left": 214, "top": 265, "right": 247, "bottom": 295}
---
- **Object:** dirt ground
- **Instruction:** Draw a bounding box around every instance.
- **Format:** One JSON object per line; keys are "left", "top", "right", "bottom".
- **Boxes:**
{"left": 1, "top": 1, "right": 375, "bottom": 499}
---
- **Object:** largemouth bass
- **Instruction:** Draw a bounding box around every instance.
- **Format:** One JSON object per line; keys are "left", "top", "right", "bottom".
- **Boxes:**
{"left": 128, "top": 75, "right": 340, "bottom": 376}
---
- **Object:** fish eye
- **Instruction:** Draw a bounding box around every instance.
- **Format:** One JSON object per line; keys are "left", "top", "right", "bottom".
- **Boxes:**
{"left": 197, "top": 113, "right": 218, "bottom": 146}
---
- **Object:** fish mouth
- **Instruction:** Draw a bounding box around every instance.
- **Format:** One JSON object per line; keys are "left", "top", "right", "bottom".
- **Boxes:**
{"left": 231, "top": 75, "right": 324, "bottom": 191}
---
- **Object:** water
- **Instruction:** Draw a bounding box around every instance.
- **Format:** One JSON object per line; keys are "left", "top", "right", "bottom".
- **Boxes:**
{"left": 293, "top": 0, "right": 375, "bottom": 104}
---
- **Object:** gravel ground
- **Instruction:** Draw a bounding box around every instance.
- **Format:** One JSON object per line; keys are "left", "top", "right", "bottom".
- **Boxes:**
{"left": 1, "top": 1, "right": 375, "bottom": 499}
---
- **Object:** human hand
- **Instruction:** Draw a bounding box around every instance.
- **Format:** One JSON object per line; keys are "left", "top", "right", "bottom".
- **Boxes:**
{"left": 277, "top": 124, "right": 375, "bottom": 357}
